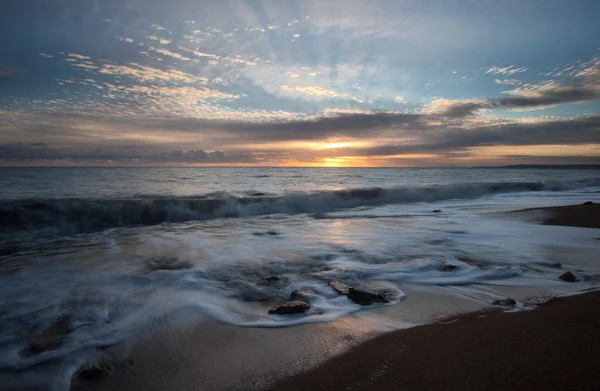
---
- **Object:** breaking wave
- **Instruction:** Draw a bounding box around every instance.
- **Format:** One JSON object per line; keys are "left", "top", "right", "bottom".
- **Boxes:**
{"left": 2, "top": 178, "right": 599, "bottom": 233}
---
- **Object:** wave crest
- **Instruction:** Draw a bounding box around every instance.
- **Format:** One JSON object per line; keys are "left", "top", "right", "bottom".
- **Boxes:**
{"left": 1, "top": 178, "right": 598, "bottom": 233}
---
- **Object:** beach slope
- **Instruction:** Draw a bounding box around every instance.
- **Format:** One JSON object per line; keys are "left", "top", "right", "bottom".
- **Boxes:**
{"left": 269, "top": 291, "right": 600, "bottom": 391}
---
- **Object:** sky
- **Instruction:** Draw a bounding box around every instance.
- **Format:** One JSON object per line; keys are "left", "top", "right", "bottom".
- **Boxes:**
{"left": 0, "top": 0, "right": 599, "bottom": 167}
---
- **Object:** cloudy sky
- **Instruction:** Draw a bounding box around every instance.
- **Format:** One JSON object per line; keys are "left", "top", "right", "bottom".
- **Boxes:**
{"left": 1, "top": 0, "right": 599, "bottom": 166}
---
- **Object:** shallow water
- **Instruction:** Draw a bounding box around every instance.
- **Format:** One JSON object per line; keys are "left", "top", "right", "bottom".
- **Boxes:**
{"left": 0, "top": 167, "right": 599, "bottom": 390}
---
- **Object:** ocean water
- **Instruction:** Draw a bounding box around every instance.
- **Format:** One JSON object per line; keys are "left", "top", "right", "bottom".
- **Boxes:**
{"left": 1, "top": 167, "right": 599, "bottom": 390}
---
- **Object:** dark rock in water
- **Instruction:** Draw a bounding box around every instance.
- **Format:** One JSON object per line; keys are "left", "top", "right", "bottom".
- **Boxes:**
{"left": 583, "top": 201, "right": 593, "bottom": 205}
{"left": 441, "top": 262, "right": 458, "bottom": 271}
{"left": 559, "top": 271, "right": 578, "bottom": 282}
{"left": 253, "top": 231, "right": 280, "bottom": 236}
{"left": 348, "top": 288, "right": 388, "bottom": 305}
{"left": 264, "top": 275, "right": 282, "bottom": 282}
{"left": 147, "top": 258, "right": 192, "bottom": 271}
{"left": 492, "top": 298, "right": 517, "bottom": 307}
{"left": 290, "top": 288, "right": 315, "bottom": 303}
{"left": 312, "top": 213, "right": 327, "bottom": 219}
{"left": 432, "top": 209, "right": 442, "bottom": 213}
{"left": 329, "top": 281, "right": 351, "bottom": 295}
{"left": 269, "top": 301, "right": 311, "bottom": 315}
{"left": 25, "top": 315, "right": 71, "bottom": 356}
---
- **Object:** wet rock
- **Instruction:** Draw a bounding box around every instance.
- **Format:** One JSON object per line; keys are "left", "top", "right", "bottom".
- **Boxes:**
{"left": 269, "top": 301, "right": 310, "bottom": 315}
{"left": 441, "top": 262, "right": 458, "bottom": 271}
{"left": 253, "top": 231, "right": 280, "bottom": 236}
{"left": 329, "top": 281, "right": 351, "bottom": 295}
{"left": 147, "top": 258, "right": 192, "bottom": 271}
{"left": 559, "top": 271, "right": 578, "bottom": 282}
{"left": 348, "top": 288, "right": 388, "bottom": 305}
{"left": 583, "top": 201, "right": 593, "bottom": 205}
{"left": 549, "top": 263, "right": 562, "bottom": 269}
{"left": 25, "top": 315, "right": 71, "bottom": 356}
{"left": 432, "top": 209, "right": 442, "bottom": 213}
{"left": 264, "top": 275, "right": 282, "bottom": 282}
{"left": 492, "top": 298, "right": 517, "bottom": 307}
{"left": 290, "top": 288, "right": 315, "bottom": 303}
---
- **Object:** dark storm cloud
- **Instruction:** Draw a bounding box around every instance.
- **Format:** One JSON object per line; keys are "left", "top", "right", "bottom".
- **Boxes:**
{"left": 439, "top": 85, "right": 600, "bottom": 117}
{"left": 4, "top": 110, "right": 599, "bottom": 163}
{"left": 0, "top": 143, "right": 255, "bottom": 164}
{"left": 336, "top": 115, "right": 600, "bottom": 157}
{"left": 0, "top": 143, "right": 64, "bottom": 160}
{"left": 136, "top": 111, "right": 423, "bottom": 140}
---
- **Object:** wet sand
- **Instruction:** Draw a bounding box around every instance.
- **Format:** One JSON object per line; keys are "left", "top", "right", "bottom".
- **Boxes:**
{"left": 269, "top": 291, "right": 600, "bottom": 391}
{"left": 509, "top": 202, "right": 600, "bottom": 229}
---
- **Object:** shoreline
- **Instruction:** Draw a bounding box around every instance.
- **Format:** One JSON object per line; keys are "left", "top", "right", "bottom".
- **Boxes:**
{"left": 508, "top": 202, "right": 600, "bottom": 229}
{"left": 75, "top": 202, "right": 599, "bottom": 391}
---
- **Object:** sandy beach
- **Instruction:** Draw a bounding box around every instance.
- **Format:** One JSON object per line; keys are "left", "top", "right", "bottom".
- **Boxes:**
{"left": 509, "top": 203, "right": 600, "bottom": 229}
{"left": 269, "top": 290, "right": 600, "bottom": 391}
{"left": 68, "top": 202, "right": 600, "bottom": 391}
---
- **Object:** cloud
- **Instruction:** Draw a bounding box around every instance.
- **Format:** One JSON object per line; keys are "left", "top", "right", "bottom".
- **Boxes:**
{"left": 280, "top": 85, "right": 342, "bottom": 98}
{"left": 0, "top": 143, "right": 63, "bottom": 160}
{"left": 0, "top": 142, "right": 255, "bottom": 164}
{"left": 485, "top": 66, "right": 528, "bottom": 75}
{"left": 154, "top": 48, "right": 191, "bottom": 61}
{"left": 98, "top": 62, "right": 204, "bottom": 84}
{"left": 67, "top": 54, "right": 91, "bottom": 60}
{"left": 147, "top": 36, "right": 172, "bottom": 44}
{"left": 2, "top": 104, "right": 599, "bottom": 165}
{"left": 428, "top": 66, "right": 600, "bottom": 116}
{"left": 495, "top": 79, "right": 521, "bottom": 85}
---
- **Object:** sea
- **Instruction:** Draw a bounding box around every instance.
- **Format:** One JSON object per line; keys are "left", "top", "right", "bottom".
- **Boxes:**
{"left": 1, "top": 166, "right": 599, "bottom": 390}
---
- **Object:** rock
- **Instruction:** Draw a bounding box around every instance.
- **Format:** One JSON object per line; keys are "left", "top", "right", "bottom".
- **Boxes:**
{"left": 559, "top": 271, "right": 578, "bottom": 282}
{"left": 432, "top": 209, "right": 442, "bottom": 213}
{"left": 290, "top": 289, "right": 315, "bottom": 303}
{"left": 147, "top": 258, "right": 192, "bottom": 271}
{"left": 77, "top": 365, "right": 114, "bottom": 380}
{"left": 348, "top": 288, "right": 388, "bottom": 305}
{"left": 253, "top": 231, "right": 280, "bottom": 236}
{"left": 329, "top": 281, "right": 351, "bottom": 295}
{"left": 492, "top": 298, "right": 517, "bottom": 307}
{"left": 264, "top": 275, "right": 282, "bottom": 282}
{"left": 583, "top": 201, "right": 593, "bottom": 205}
{"left": 441, "top": 262, "right": 458, "bottom": 271}
{"left": 269, "top": 301, "right": 310, "bottom": 315}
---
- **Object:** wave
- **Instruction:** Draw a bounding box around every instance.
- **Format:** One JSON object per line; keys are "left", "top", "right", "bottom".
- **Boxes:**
{"left": 1, "top": 178, "right": 599, "bottom": 233}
